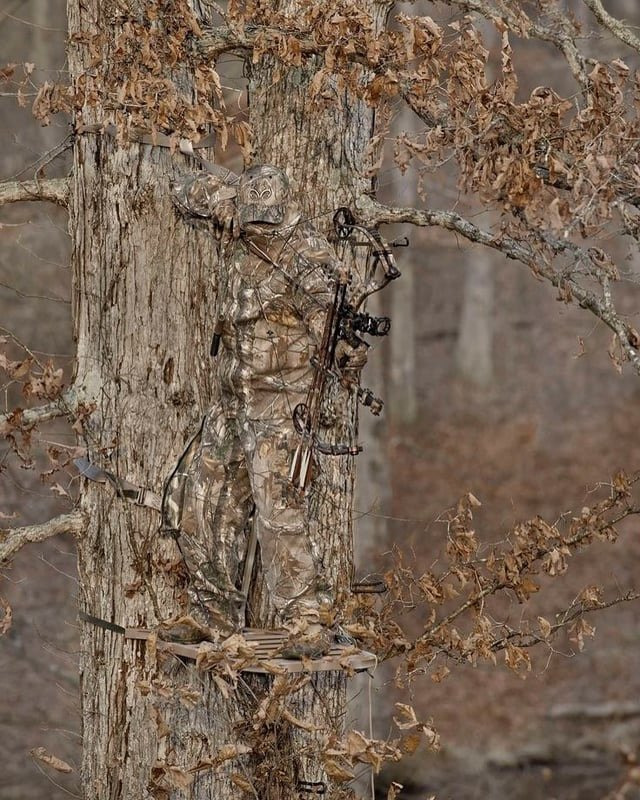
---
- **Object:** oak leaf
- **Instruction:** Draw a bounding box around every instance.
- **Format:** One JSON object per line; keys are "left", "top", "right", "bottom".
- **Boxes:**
{"left": 31, "top": 747, "right": 73, "bottom": 773}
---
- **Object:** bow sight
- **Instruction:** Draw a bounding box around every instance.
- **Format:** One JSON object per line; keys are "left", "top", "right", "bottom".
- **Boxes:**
{"left": 339, "top": 307, "right": 391, "bottom": 347}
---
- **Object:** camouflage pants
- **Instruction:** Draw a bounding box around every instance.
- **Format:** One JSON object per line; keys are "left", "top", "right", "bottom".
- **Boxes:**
{"left": 163, "top": 404, "right": 321, "bottom": 630}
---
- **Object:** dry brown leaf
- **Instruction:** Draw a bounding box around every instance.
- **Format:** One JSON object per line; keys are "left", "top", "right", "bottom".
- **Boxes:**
{"left": 31, "top": 747, "right": 73, "bottom": 773}
{"left": 537, "top": 616, "right": 552, "bottom": 639}
{"left": 191, "top": 743, "right": 252, "bottom": 772}
{"left": 388, "top": 782, "right": 403, "bottom": 800}
{"left": 281, "top": 708, "right": 317, "bottom": 732}
{"left": 152, "top": 706, "right": 170, "bottom": 740}
{"left": 393, "top": 703, "right": 419, "bottom": 730}
{"left": 178, "top": 687, "right": 201, "bottom": 708}
{"left": 323, "top": 757, "right": 354, "bottom": 782}
{"left": 230, "top": 773, "right": 255, "bottom": 792}
{"left": 165, "top": 765, "right": 193, "bottom": 790}
{"left": 0, "top": 63, "right": 16, "bottom": 81}
{"left": 401, "top": 732, "right": 422, "bottom": 754}
{"left": 212, "top": 674, "right": 230, "bottom": 699}
{"left": 430, "top": 664, "right": 450, "bottom": 683}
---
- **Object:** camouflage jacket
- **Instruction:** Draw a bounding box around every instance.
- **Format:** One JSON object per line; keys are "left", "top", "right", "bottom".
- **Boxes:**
{"left": 216, "top": 217, "right": 339, "bottom": 421}
{"left": 173, "top": 169, "right": 342, "bottom": 421}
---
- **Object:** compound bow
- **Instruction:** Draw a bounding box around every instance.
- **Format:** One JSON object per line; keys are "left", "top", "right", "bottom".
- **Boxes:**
{"left": 288, "top": 207, "right": 406, "bottom": 490}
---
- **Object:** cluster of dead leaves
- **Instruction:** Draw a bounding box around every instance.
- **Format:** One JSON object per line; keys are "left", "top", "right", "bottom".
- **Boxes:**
{"left": 32, "top": 0, "right": 243, "bottom": 148}
{"left": 321, "top": 703, "right": 439, "bottom": 783}
{"left": 0, "top": 348, "right": 64, "bottom": 403}
{"left": 219, "top": 6, "right": 640, "bottom": 266}
{"left": 23, "top": 0, "right": 640, "bottom": 269}
{"left": 0, "top": 341, "right": 94, "bottom": 484}
{"left": 1, "top": 347, "right": 65, "bottom": 469}
{"left": 343, "top": 471, "right": 638, "bottom": 685}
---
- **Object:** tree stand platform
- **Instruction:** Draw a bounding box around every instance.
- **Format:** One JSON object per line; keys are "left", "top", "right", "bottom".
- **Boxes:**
{"left": 125, "top": 627, "right": 377, "bottom": 674}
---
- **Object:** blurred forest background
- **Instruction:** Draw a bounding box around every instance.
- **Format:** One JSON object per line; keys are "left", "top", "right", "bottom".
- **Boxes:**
{"left": 2, "top": 1, "right": 640, "bottom": 798}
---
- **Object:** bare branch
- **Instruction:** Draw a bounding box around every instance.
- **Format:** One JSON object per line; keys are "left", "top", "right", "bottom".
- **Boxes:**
{"left": 582, "top": 0, "right": 640, "bottom": 55}
{"left": 359, "top": 197, "right": 640, "bottom": 375}
{"left": 0, "top": 177, "right": 70, "bottom": 208}
{"left": 0, "top": 387, "right": 82, "bottom": 431}
{"left": 359, "top": 196, "right": 533, "bottom": 261}
{"left": 0, "top": 510, "right": 87, "bottom": 564}
{"left": 200, "top": 24, "right": 319, "bottom": 58}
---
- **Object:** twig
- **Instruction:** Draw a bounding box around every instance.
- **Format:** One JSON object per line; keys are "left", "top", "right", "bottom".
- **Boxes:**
{"left": 0, "top": 177, "right": 70, "bottom": 207}
{"left": 0, "top": 387, "right": 82, "bottom": 430}
{"left": 0, "top": 510, "right": 87, "bottom": 564}
{"left": 490, "top": 590, "right": 640, "bottom": 654}
{"left": 581, "top": 0, "right": 640, "bottom": 55}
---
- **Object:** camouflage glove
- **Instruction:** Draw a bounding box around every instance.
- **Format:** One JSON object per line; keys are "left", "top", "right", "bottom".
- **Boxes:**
{"left": 171, "top": 173, "right": 238, "bottom": 241}
{"left": 212, "top": 198, "right": 240, "bottom": 242}
{"left": 334, "top": 340, "right": 368, "bottom": 385}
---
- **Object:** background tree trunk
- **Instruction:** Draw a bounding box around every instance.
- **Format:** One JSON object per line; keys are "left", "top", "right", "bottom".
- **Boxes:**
{"left": 455, "top": 247, "right": 495, "bottom": 390}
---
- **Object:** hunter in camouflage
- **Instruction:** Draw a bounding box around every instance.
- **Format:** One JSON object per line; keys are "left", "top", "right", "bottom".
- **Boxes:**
{"left": 163, "top": 165, "right": 365, "bottom": 644}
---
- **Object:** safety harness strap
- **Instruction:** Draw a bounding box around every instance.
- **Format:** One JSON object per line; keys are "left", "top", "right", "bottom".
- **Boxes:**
{"left": 74, "top": 457, "right": 162, "bottom": 512}
{"left": 79, "top": 610, "right": 126, "bottom": 635}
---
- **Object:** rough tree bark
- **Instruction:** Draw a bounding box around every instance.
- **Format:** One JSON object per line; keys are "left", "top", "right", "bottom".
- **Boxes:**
{"left": 67, "top": 0, "right": 385, "bottom": 797}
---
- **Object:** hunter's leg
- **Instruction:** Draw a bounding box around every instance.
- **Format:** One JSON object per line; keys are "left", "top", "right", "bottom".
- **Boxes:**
{"left": 164, "top": 405, "right": 253, "bottom": 632}
{"left": 243, "top": 417, "right": 326, "bottom": 624}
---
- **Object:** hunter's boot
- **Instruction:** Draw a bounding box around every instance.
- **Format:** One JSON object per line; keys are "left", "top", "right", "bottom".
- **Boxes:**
{"left": 276, "top": 589, "right": 354, "bottom": 659}
{"left": 157, "top": 587, "right": 245, "bottom": 644}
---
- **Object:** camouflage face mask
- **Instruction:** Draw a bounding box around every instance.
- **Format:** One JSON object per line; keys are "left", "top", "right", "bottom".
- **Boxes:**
{"left": 237, "top": 165, "right": 290, "bottom": 228}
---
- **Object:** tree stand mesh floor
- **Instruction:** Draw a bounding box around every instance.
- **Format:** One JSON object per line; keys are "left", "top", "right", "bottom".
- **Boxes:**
{"left": 124, "top": 627, "right": 377, "bottom": 674}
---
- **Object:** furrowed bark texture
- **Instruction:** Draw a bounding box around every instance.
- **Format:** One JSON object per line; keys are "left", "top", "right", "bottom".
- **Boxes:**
{"left": 67, "top": 2, "right": 226, "bottom": 797}
{"left": 68, "top": 0, "right": 379, "bottom": 796}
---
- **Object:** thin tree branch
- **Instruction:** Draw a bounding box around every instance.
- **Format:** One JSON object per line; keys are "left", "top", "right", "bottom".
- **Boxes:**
{"left": 359, "top": 197, "right": 640, "bottom": 375}
{"left": 490, "top": 589, "right": 640, "bottom": 654}
{"left": 0, "top": 510, "right": 87, "bottom": 564}
{"left": 0, "top": 387, "right": 82, "bottom": 431}
{"left": 359, "top": 196, "right": 535, "bottom": 261}
{"left": 582, "top": 0, "right": 640, "bottom": 55}
{"left": 0, "top": 177, "right": 70, "bottom": 208}
{"left": 199, "top": 24, "right": 320, "bottom": 58}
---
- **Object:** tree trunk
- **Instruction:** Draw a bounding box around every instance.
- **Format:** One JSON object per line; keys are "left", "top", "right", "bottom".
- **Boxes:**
{"left": 68, "top": 1, "right": 382, "bottom": 798}
{"left": 389, "top": 265, "right": 417, "bottom": 424}
{"left": 455, "top": 247, "right": 494, "bottom": 390}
